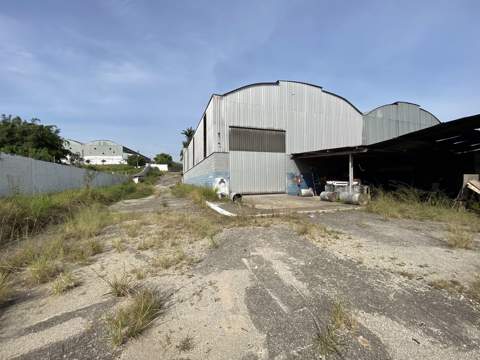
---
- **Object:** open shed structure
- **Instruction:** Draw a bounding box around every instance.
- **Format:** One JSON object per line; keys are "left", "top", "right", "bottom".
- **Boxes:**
{"left": 182, "top": 80, "right": 480, "bottom": 195}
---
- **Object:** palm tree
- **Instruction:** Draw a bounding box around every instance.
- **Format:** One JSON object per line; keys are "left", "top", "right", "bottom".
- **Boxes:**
{"left": 180, "top": 127, "right": 195, "bottom": 160}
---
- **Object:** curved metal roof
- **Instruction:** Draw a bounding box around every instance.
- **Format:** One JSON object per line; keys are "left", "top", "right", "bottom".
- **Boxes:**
{"left": 364, "top": 101, "right": 441, "bottom": 123}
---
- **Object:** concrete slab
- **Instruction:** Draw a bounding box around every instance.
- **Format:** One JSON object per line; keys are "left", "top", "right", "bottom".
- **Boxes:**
{"left": 242, "top": 194, "right": 357, "bottom": 212}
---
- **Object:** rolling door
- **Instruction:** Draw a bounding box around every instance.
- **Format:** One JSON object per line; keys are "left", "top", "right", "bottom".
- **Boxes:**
{"left": 229, "top": 127, "right": 286, "bottom": 194}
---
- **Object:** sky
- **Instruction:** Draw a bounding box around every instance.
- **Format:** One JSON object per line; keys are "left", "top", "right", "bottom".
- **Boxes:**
{"left": 1, "top": 0, "right": 479, "bottom": 160}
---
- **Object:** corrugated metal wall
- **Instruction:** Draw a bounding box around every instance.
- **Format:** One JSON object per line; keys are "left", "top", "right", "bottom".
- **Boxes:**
{"left": 363, "top": 102, "right": 440, "bottom": 145}
{"left": 230, "top": 151, "right": 286, "bottom": 193}
{"left": 218, "top": 81, "right": 363, "bottom": 154}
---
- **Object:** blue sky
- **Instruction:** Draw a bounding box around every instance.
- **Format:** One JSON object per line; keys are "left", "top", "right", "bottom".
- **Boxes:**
{"left": 1, "top": 0, "right": 479, "bottom": 159}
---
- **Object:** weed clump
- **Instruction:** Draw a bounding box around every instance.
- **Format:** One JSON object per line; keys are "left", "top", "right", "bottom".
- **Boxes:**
{"left": 153, "top": 249, "right": 186, "bottom": 269}
{"left": 104, "top": 273, "right": 136, "bottom": 297}
{"left": 51, "top": 271, "right": 80, "bottom": 295}
{"left": 106, "top": 288, "right": 166, "bottom": 346}
{"left": 446, "top": 225, "right": 473, "bottom": 249}
{"left": 315, "top": 301, "right": 355, "bottom": 357}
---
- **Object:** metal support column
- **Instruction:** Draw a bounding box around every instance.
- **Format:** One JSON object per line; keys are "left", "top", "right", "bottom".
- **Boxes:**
{"left": 348, "top": 153, "right": 353, "bottom": 193}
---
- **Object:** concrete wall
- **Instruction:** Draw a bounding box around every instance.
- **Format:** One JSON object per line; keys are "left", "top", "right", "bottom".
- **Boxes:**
{"left": 0, "top": 153, "right": 128, "bottom": 197}
{"left": 183, "top": 152, "right": 229, "bottom": 188}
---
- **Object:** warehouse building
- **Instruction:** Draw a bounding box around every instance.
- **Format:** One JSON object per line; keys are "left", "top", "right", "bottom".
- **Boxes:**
{"left": 65, "top": 139, "right": 150, "bottom": 165}
{"left": 182, "top": 80, "right": 480, "bottom": 195}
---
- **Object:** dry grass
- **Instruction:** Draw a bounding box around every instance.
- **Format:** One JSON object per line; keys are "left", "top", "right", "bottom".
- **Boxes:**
{"left": 137, "top": 238, "right": 156, "bottom": 251}
{"left": 170, "top": 184, "right": 219, "bottom": 206}
{"left": 428, "top": 276, "right": 480, "bottom": 304}
{"left": 106, "top": 288, "right": 167, "bottom": 346}
{"left": 152, "top": 249, "right": 187, "bottom": 269}
{"left": 51, "top": 271, "right": 80, "bottom": 295}
{"left": 428, "top": 279, "right": 465, "bottom": 294}
{"left": 123, "top": 223, "right": 140, "bottom": 238}
{"left": 131, "top": 267, "right": 147, "bottom": 280}
{"left": 26, "top": 257, "right": 63, "bottom": 284}
{"left": 366, "top": 187, "right": 480, "bottom": 232}
{"left": 104, "top": 272, "right": 136, "bottom": 297}
{"left": 446, "top": 225, "right": 474, "bottom": 249}
{"left": 0, "top": 206, "right": 111, "bottom": 278}
{"left": 0, "top": 182, "right": 154, "bottom": 247}
{"left": 315, "top": 301, "right": 354, "bottom": 357}
{"left": 0, "top": 272, "right": 12, "bottom": 305}
{"left": 112, "top": 238, "right": 126, "bottom": 252}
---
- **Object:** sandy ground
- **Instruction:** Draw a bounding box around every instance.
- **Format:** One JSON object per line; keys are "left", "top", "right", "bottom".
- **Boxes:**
{"left": 1, "top": 176, "right": 479, "bottom": 360}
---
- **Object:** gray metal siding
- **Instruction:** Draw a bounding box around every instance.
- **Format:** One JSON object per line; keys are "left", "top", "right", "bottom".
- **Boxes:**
{"left": 363, "top": 103, "right": 440, "bottom": 145}
{"left": 229, "top": 127, "right": 286, "bottom": 153}
{"left": 230, "top": 151, "right": 286, "bottom": 193}
{"left": 0, "top": 153, "right": 127, "bottom": 197}
{"left": 218, "top": 81, "right": 363, "bottom": 154}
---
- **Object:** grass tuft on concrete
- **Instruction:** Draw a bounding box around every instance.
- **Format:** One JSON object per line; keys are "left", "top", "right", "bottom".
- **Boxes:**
{"left": 106, "top": 288, "right": 166, "bottom": 346}
{"left": 446, "top": 225, "right": 473, "bottom": 249}
{"left": 104, "top": 272, "right": 136, "bottom": 297}
{"left": 51, "top": 271, "right": 80, "bottom": 295}
{"left": 315, "top": 301, "right": 354, "bottom": 357}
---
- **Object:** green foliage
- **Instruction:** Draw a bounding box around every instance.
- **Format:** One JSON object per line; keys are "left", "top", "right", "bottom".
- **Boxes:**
{"left": 82, "top": 164, "right": 138, "bottom": 175}
{"left": 154, "top": 153, "right": 172, "bottom": 165}
{"left": 169, "top": 161, "right": 183, "bottom": 172}
{"left": 0, "top": 114, "right": 70, "bottom": 162}
{"left": 127, "top": 155, "right": 146, "bottom": 167}
{"left": 180, "top": 127, "right": 195, "bottom": 160}
{"left": 141, "top": 167, "right": 162, "bottom": 185}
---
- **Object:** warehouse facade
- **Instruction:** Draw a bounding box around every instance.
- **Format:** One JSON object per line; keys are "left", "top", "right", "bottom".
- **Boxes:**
{"left": 182, "top": 80, "right": 445, "bottom": 194}
{"left": 65, "top": 139, "right": 151, "bottom": 165}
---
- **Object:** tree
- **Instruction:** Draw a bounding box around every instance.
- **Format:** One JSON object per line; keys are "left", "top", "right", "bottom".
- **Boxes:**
{"left": 180, "top": 127, "right": 195, "bottom": 160}
{"left": 154, "top": 153, "right": 173, "bottom": 165}
{"left": 0, "top": 114, "right": 70, "bottom": 163}
{"left": 127, "top": 154, "right": 146, "bottom": 167}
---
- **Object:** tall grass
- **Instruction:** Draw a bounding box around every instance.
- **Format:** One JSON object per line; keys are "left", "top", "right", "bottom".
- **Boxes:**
{"left": 366, "top": 187, "right": 480, "bottom": 231}
{"left": 0, "top": 182, "right": 153, "bottom": 246}
{"left": 171, "top": 184, "right": 219, "bottom": 205}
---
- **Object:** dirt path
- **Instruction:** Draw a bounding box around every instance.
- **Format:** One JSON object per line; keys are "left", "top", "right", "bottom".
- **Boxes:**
{"left": 1, "top": 179, "right": 479, "bottom": 359}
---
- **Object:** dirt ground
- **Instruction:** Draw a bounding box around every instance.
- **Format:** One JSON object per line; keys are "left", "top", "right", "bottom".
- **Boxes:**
{"left": 1, "top": 175, "right": 479, "bottom": 360}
